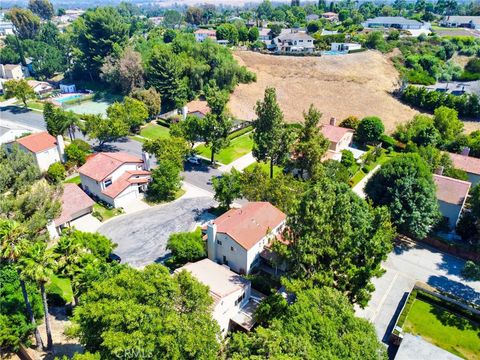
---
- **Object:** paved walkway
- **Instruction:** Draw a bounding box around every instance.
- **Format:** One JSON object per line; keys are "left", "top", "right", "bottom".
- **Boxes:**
{"left": 219, "top": 152, "right": 256, "bottom": 173}
{"left": 352, "top": 165, "right": 380, "bottom": 199}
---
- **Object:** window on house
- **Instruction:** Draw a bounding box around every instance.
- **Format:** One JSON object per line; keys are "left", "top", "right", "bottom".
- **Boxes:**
{"left": 104, "top": 178, "right": 112, "bottom": 187}
{"left": 230, "top": 246, "right": 234, "bottom": 251}
{"left": 234, "top": 292, "right": 245, "bottom": 306}
{"left": 217, "top": 240, "right": 222, "bottom": 245}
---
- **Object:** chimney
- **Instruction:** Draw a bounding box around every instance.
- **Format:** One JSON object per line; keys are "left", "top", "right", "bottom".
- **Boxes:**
{"left": 181, "top": 105, "right": 188, "bottom": 120}
{"left": 141, "top": 151, "right": 151, "bottom": 170}
{"left": 206, "top": 223, "right": 217, "bottom": 262}
{"left": 330, "top": 117, "right": 337, "bottom": 126}
{"left": 435, "top": 166, "right": 444, "bottom": 176}
{"left": 56, "top": 135, "right": 65, "bottom": 162}
{"left": 461, "top": 147, "right": 470, "bottom": 157}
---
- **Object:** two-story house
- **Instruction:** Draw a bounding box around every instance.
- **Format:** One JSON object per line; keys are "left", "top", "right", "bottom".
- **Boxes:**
{"left": 206, "top": 202, "right": 286, "bottom": 275}
{"left": 273, "top": 30, "right": 315, "bottom": 53}
{"left": 78, "top": 152, "right": 151, "bottom": 208}
{"left": 15, "top": 132, "right": 64, "bottom": 171}
{"left": 177, "top": 258, "right": 262, "bottom": 336}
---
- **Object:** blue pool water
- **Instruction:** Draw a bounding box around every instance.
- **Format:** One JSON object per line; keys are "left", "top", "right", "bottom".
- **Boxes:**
{"left": 56, "top": 94, "right": 83, "bottom": 103}
{"left": 321, "top": 50, "right": 348, "bottom": 55}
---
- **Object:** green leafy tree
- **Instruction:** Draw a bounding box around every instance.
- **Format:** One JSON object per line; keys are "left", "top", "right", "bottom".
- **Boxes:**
{"left": 365, "top": 153, "right": 440, "bottom": 239}
{"left": 170, "top": 115, "right": 203, "bottom": 148}
{"left": 339, "top": 115, "right": 360, "bottom": 130}
{"left": 212, "top": 169, "right": 242, "bottom": 209}
{"left": 185, "top": 7, "right": 204, "bottom": 25}
{"left": 394, "top": 114, "right": 439, "bottom": 146}
{"left": 433, "top": 106, "right": 464, "bottom": 144}
{"left": 65, "top": 143, "right": 88, "bottom": 167}
{"left": 74, "top": 7, "right": 129, "bottom": 78}
{"left": 283, "top": 179, "right": 395, "bottom": 306}
{"left": 201, "top": 84, "right": 232, "bottom": 164}
{"left": 0, "top": 220, "right": 44, "bottom": 350}
{"left": 293, "top": 105, "right": 329, "bottom": 178}
{"left": 130, "top": 87, "right": 161, "bottom": 118}
{"left": 147, "top": 49, "right": 187, "bottom": 110}
{"left": 7, "top": 8, "right": 40, "bottom": 39}
{"left": 356, "top": 116, "right": 385, "bottom": 145}
{"left": 216, "top": 23, "right": 239, "bottom": 44}
{"left": 253, "top": 87, "right": 292, "bottom": 178}
{"left": 143, "top": 137, "right": 189, "bottom": 169}
{"left": 341, "top": 149, "right": 355, "bottom": 169}
{"left": 163, "top": 10, "right": 183, "bottom": 28}
{"left": 166, "top": 229, "right": 205, "bottom": 267}
{"left": 147, "top": 160, "right": 182, "bottom": 202}
{"left": 248, "top": 26, "right": 260, "bottom": 42}
{"left": 20, "top": 241, "right": 58, "bottom": 350}
{"left": 28, "top": 0, "right": 54, "bottom": 20}
{"left": 84, "top": 114, "right": 129, "bottom": 146}
{"left": 46, "top": 163, "right": 66, "bottom": 184}
{"left": 70, "top": 264, "right": 220, "bottom": 359}
{"left": 227, "top": 287, "right": 387, "bottom": 359}
{"left": 107, "top": 97, "right": 149, "bottom": 133}
{"left": 3, "top": 79, "right": 35, "bottom": 107}
{"left": 0, "top": 144, "right": 40, "bottom": 195}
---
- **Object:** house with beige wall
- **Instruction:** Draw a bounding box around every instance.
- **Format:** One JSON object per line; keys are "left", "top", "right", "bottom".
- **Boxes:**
{"left": 78, "top": 152, "right": 151, "bottom": 208}
{"left": 207, "top": 202, "right": 286, "bottom": 275}
{"left": 177, "top": 258, "right": 262, "bottom": 337}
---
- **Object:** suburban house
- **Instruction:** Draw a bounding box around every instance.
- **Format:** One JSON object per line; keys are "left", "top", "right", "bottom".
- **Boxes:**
{"left": 330, "top": 42, "right": 361, "bottom": 52}
{"left": 48, "top": 183, "right": 95, "bottom": 238}
{"left": 362, "top": 17, "right": 424, "bottom": 30}
{"left": 194, "top": 29, "right": 217, "bottom": 42}
{"left": 0, "top": 123, "right": 32, "bottom": 145}
{"left": 0, "top": 20, "right": 14, "bottom": 36}
{"left": 449, "top": 152, "right": 480, "bottom": 185}
{"left": 258, "top": 28, "right": 275, "bottom": 49}
{"left": 78, "top": 152, "right": 151, "bottom": 208}
{"left": 433, "top": 174, "right": 471, "bottom": 230}
{"left": 321, "top": 12, "right": 339, "bottom": 21}
{"left": 206, "top": 202, "right": 286, "bottom": 275}
{"left": 27, "top": 80, "right": 54, "bottom": 95}
{"left": 440, "top": 16, "right": 480, "bottom": 29}
{"left": 321, "top": 118, "right": 355, "bottom": 156}
{"left": 273, "top": 30, "right": 315, "bottom": 53}
{"left": 15, "top": 132, "right": 65, "bottom": 171}
{"left": 60, "top": 84, "right": 76, "bottom": 93}
{"left": 177, "top": 258, "right": 263, "bottom": 336}
{"left": 183, "top": 100, "right": 210, "bottom": 119}
{"left": 0, "top": 64, "right": 24, "bottom": 80}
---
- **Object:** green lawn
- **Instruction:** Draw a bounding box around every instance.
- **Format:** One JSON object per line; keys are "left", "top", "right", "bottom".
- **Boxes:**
{"left": 403, "top": 299, "right": 480, "bottom": 359}
{"left": 92, "top": 203, "right": 124, "bottom": 222}
{"left": 349, "top": 149, "right": 398, "bottom": 187}
{"left": 196, "top": 133, "right": 254, "bottom": 165}
{"left": 140, "top": 123, "right": 170, "bottom": 140}
{"left": 244, "top": 161, "right": 283, "bottom": 177}
{"left": 64, "top": 175, "right": 81, "bottom": 184}
{"left": 26, "top": 100, "right": 45, "bottom": 111}
{"left": 48, "top": 274, "right": 73, "bottom": 303}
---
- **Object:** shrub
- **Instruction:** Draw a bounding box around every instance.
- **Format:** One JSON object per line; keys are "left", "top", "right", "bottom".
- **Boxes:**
{"left": 339, "top": 116, "right": 359, "bottom": 130}
{"left": 356, "top": 117, "right": 385, "bottom": 145}
{"left": 380, "top": 134, "right": 396, "bottom": 148}
{"left": 166, "top": 229, "right": 205, "bottom": 267}
{"left": 65, "top": 143, "right": 87, "bottom": 166}
{"left": 46, "top": 162, "right": 66, "bottom": 183}
{"left": 461, "top": 261, "right": 480, "bottom": 281}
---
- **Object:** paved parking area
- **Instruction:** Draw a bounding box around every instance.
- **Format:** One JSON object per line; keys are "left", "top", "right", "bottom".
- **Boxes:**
{"left": 356, "top": 240, "right": 480, "bottom": 343}
{"left": 97, "top": 197, "right": 216, "bottom": 268}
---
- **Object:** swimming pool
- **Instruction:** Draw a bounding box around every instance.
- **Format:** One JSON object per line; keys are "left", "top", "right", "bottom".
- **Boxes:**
{"left": 321, "top": 50, "right": 348, "bottom": 55}
{"left": 56, "top": 94, "right": 84, "bottom": 103}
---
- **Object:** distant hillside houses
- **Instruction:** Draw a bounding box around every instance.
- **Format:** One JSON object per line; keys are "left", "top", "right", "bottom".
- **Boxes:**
{"left": 362, "top": 16, "right": 425, "bottom": 30}
{"left": 440, "top": 16, "right": 480, "bottom": 29}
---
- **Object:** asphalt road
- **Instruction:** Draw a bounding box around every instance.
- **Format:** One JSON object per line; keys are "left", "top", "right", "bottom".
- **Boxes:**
{"left": 97, "top": 197, "right": 215, "bottom": 268}
{"left": 1, "top": 105, "right": 221, "bottom": 193}
{"left": 356, "top": 240, "right": 480, "bottom": 343}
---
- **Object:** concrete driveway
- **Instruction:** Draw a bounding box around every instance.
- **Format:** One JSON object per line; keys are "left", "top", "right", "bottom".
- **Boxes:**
{"left": 356, "top": 239, "right": 480, "bottom": 343}
{"left": 97, "top": 196, "right": 216, "bottom": 268}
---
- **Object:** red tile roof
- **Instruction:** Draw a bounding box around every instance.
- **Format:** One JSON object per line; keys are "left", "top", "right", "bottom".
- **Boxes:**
{"left": 78, "top": 152, "right": 143, "bottom": 182}
{"left": 16, "top": 132, "right": 57, "bottom": 153}
{"left": 187, "top": 100, "right": 210, "bottom": 116}
{"left": 449, "top": 152, "right": 480, "bottom": 175}
{"left": 214, "top": 202, "right": 286, "bottom": 250}
{"left": 433, "top": 174, "right": 471, "bottom": 205}
{"left": 54, "top": 183, "right": 94, "bottom": 226}
{"left": 321, "top": 124, "right": 353, "bottom": 144}
{"left": 194, "top": 29, "right": 217, "bottom": 36}
{"left": 102, "top": 170, "right": 151, "bottom": 199}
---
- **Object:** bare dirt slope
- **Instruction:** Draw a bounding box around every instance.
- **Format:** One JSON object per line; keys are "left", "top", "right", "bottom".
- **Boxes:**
{"left": 229, "top": 50, "right": 419, "bottom": 133}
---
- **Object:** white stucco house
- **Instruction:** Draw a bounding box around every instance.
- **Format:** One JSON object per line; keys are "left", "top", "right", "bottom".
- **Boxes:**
{"left": 449, "top": 152, "right": 480, "bottom": 186}
{"left": 78, "top": 152, "right": 151, "bottom": 208}
{"left": 433, "top": 174, "right": 471, "bottom": 230}
{"left": 330, "top": 42, "right": 361, "bottom": 52}
{"left": 0, "top": 64, "right": 24, "bottom": 80}
{"left": 362, "top": 17, "right": 425, "bottom": 30}
{"left": 177, "top": 258, "right": 263, "bottom": 336}
{"left": 440, "top": 16, "right": 480, "bottom": 29}
{"left": 273, "top": 30, "right": 315, "bottom": 53}
{"left": 207, "top": 202, "right": 286, "bottom": 275}
{"left": 15, "top": 132, "right": 65, "bottom": 172}
{"left": 194, "top": 29, "right": 217, "bottom": 42}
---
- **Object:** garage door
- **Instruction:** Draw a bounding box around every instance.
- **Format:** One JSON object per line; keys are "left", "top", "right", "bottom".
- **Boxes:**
{"left": 114, "top": 189, "right": 138, "bottom": 208}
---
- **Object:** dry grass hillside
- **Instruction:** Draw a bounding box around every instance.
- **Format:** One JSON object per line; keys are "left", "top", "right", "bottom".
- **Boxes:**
{"left": 229, "top": 51, "right": 420, "bottom": 133}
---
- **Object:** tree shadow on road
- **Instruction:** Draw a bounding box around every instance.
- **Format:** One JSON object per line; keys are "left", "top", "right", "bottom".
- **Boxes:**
{"left": 383, "top": 291, "right": 409, "bottom": 359}
{"left": 427, "top": 275, "right": 480, "bottom": 305}
{"left": 435, "top": 252, "right": 465, "bottom": 278}
{"left": 0, "top": 105, "right": 32, "bottom": 114}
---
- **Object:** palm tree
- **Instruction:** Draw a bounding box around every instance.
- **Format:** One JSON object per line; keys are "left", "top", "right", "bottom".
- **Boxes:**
{"left": 58, "top": 110, "right": 79, "bottom": 141}
{"left": 0, "top": 219, "right": 44, "bottom": 350}
{"left": 20, "top": 241, "right": 58, "bottom": 351}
